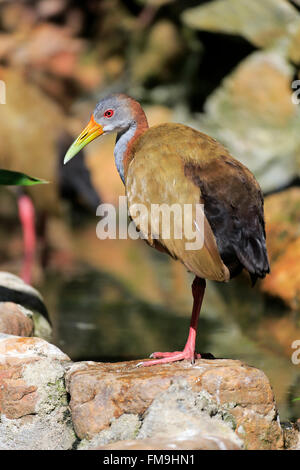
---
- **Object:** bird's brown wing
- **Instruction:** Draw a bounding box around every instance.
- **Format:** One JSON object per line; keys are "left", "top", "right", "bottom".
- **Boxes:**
{"left": 125, "top": 123, "right": 230, "bottom": 282}
{"left": 126, "top": 123, "right": 269, "bottom": 284}
{"left": 184, "top": 154, "right": 270, "bottom": 283}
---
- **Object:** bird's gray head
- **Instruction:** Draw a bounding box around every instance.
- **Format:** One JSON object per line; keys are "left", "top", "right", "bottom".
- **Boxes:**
{"left": 64, "top": 94, "right": 148, "bottom": 164}
{"left": 94, "top": 94, "right": 137, "bottom": 133}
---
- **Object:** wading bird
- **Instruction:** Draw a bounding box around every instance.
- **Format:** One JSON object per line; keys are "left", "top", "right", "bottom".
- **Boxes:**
{"left": 64, "top": 94, "right": 270, "bottom": 366}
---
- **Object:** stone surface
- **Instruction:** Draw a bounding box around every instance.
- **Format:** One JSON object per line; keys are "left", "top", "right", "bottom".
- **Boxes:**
{"left": 0, "top": 272, "right": 52, "bottom": 340}
{"left": 189, "top": 50, "right": 300, "bottom": 193}
{"left": 95, "top": 431, "right": 240, "bottom": 450}
{"left": 132, "top": 20, "right": 182, "bottom": 83}
{"left": 78, "top": 414, "right": 142, "bottom": 450}
{"left": 282, "top": 422, "right": 300, "bottom": 450}
{"left": 262, "top": 188, "right": 300, "bottom": 310}
{"left": 66, "top": 358, "right": 284, "bottom": 450}
{"left": 182, "top": 0, "right": 300, "bottom": 49}
{"left": 289, "top": 24, "right": 300, "bottom": 63}
{"left": 0, "top": 302, "right": 34, "bottom": 337}
{"left": 0, "top": 334, "right": 75, "bottom": 450}
{"left": 0, "top": 272, "right": 44, "bottom": 303}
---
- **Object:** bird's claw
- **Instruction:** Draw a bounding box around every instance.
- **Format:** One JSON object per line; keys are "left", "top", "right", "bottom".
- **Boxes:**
{"left": 135, "top": 361, "right": 145, "bottom": 368}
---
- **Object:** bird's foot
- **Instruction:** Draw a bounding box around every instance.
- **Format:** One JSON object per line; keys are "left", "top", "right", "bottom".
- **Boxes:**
{"left": 150, "top": 351, "right": 202, "bottom": 360}
{"left": 137, "top": 349, "right": 201, "bottom": 367}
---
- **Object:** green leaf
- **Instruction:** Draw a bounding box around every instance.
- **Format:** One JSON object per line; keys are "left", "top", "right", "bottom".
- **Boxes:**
{"left": 292, "top": 397, "right": 300, "bottom": 402}
{"left": 0, "top": 169, "right": 49, "bottom": 186}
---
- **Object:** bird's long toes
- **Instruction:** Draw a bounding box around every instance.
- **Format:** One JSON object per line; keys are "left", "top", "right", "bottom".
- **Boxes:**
{"left": 149, "top": 351, "right": 180, "bottom": 359}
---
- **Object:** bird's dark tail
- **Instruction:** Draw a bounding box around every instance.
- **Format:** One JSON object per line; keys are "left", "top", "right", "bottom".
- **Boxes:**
{"left": 234, "top": 229, "right": 270, "bottom": 286}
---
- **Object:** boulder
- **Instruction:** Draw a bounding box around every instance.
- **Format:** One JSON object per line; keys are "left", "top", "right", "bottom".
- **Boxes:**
{"left": 0, "top": 272, "right": 52, "bottom": 340}
{"left": 262, "top": 188, "right": 300, "bottom": 310}
{"left": 185, "top": 50, "right": 300, "bottom": 193}
{"left": 95, "top": 431, "right": 240, "bottom": 450}
{"left": 282, "top": 422, "right": 300, "bottom": 450}
{"left": 0, "top": 334, "right": 76, "bottom": 450}
{"left": 182, "top": 0, "right": 300, "bottom": 49}
{"left": 66, "top": 358, "right": 284, "bottom": 450}
{"left": 0, "top": 302, "right": 34, "bottom": 337}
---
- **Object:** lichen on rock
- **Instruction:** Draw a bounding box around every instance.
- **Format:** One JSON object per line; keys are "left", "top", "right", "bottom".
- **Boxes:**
{"left": 0, "top": 335, "right": 76, "bottom": 450}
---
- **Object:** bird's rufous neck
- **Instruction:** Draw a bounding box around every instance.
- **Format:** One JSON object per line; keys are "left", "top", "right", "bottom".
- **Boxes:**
{"left": 114, "top": 108, "right": 148, "bottom": 184}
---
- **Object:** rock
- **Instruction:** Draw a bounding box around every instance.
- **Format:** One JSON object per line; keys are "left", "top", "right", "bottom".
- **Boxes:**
{"left": 182, "top": 0, "right": 300, "bottom": 49}
{"left": 192, "top": 50, "right": 300, "bottom": 193}
{"left": 78, "top": 414, "right": 142, "bottom": 450}
{"left": 262, "top": 238, "right": 300, "bottom": 309}
{"left": 37, "top": 0, "right": 67, "bottom": 19}
{"left": 0, "top": 302, "right": 34, "bottom": 336}
{"left": 289, "top": 23, "right": 300, "bottom": 64}
{"left": 66, "top": 359, "right": 284, "bottom": 450}
{"left": 31, "top": 312, "right": 52, "bottom": 343}
{"left": 282, "top": 422, "right": 300, "bottom": 450}
{"left": 0, "top": 272, "right": 52, "bottom": 340}
{"left": 0, "top": 335, "right": 75, "bottom": 450}
{"left": 0, "top": 2, "right": 36, "bottom": 32}
{"left": 0, "top": 23, "right": 83, "bottom": 78}
{"left": 261, "top": 188, "right": 300, "bottom": 309}
{"left": 0, "top": 272, "right": 44, "bottom": 304}
{"left": 132, "top": 21, "right": 183, "bottom": 82}
{"left": 95, "top": 431, "right": 240, "bottom": 450}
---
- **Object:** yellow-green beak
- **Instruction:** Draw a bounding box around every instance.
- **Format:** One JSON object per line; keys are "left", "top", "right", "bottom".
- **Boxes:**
{"left": 64, "top": 114, "right": 104, "bottom": 164}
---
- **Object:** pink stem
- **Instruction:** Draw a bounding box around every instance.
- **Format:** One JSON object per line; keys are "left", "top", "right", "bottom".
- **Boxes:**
{"left": 18, "top": 194, "right": 36, "bottom": 284}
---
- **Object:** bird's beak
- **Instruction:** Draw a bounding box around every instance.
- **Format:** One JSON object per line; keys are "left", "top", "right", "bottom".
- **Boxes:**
{"left": 64, "top": 114, "right": 104, "bottom": 164}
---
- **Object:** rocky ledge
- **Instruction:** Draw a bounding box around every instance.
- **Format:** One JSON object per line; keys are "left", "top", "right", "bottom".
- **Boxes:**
{"left": 1, "top": 331, "right": 295, "bottom": 450}
{"left": 0, "top": 334, "right": 75, "bottom": 450}
{"left": 65, "top": 358, "right": 283, "bottom": 450}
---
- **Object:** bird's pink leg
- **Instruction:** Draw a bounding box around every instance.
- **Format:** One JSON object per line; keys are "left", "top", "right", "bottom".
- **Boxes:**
{"left": 139, "top": 277, "right": 206, "bottom": 367}
{"left": 18, "top": 194, "right": 36, "bottom": 285}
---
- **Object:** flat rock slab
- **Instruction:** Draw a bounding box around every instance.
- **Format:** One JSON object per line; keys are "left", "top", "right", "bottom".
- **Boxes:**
{"left": 0, "top": 335, "right": 76, "bottom": 450}
{"left": 0, "top": 302, "right": 34, "bottom": 337}
{"left": 96, "top": 431, "right": 240, "bottom": 450}
{"left": 66, "top": 358, "right": 284, "bottom": 450}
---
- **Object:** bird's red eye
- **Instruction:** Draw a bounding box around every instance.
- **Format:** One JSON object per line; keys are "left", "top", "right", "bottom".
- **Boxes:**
{"left": 104, "top": 109, "right": 114, "bottom": 118}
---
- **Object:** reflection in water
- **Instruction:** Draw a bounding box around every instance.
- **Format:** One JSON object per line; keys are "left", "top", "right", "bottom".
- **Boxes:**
{"left": 43, "top": 267, "right": 217, "bottom": 361}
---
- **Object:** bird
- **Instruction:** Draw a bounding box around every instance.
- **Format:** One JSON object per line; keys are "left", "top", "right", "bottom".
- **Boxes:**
{"left": 64, "top": 93, "right": 270, "bottom": 367}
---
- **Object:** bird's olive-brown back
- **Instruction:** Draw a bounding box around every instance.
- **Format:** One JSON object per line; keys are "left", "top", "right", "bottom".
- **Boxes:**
{"left": 125, "top": 123, "right": 269, "bottom": 283}
{"left": 125, "top": 124, "right": 227, "bottom": 281}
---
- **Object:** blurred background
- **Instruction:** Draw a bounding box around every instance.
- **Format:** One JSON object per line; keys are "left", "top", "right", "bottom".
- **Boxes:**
{"left": 0, "top": 0, "right": 300, "bottom": 421}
